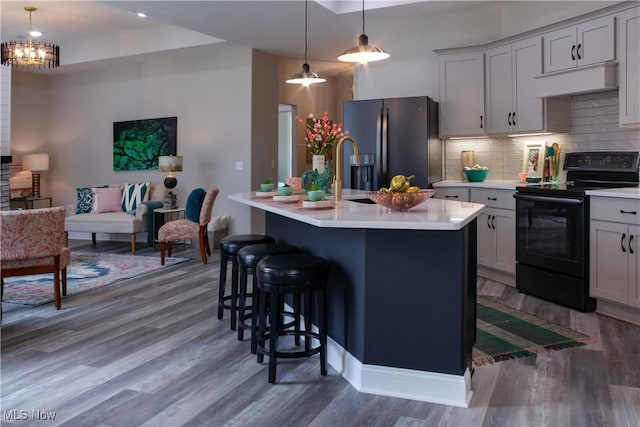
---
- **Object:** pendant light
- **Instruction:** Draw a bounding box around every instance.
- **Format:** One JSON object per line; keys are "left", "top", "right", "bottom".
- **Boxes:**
{"left": 338, "top": 0, "right": 390, "bottom": 64}
{"left": 286, "top": 0, "right": 326, "bottom": 86}
{"left": 1, "top": 7, "right": 60, "bottom": 69}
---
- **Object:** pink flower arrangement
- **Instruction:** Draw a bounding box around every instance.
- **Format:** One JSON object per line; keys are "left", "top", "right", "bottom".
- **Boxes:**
{"left": 297, "top": 111, "right": 348, "bottom": 156}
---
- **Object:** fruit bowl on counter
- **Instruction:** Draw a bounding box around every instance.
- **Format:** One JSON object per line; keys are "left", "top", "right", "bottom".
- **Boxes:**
{"left": 366, "top": 189, "right": 435, "bottom": 212}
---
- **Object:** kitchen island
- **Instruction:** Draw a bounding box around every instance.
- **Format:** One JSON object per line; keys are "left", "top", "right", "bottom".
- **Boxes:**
{"left": 229, "top": 190, "right": 484, "bottom": 407}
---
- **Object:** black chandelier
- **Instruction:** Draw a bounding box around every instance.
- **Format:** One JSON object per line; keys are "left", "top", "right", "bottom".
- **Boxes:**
{"left": 1, "top": 7, "right": 60, "bottom": 69}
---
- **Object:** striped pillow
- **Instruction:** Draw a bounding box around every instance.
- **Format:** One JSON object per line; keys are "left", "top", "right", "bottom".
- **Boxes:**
{"left": 121, "top": 182, "right": 150, "bottom": 213}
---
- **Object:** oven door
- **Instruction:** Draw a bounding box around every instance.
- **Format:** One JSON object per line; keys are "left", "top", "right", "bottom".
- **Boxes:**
{"left": 514, "top": 192, "right": 586, "bottom": 278}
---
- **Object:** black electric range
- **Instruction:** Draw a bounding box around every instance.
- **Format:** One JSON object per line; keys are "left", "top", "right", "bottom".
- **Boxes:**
{"left": 514, "top": 151, "right": 639, "bottom": 311}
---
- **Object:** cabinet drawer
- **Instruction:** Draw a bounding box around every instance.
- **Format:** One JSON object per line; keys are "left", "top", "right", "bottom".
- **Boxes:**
{"left": 591, "top": 197, "right": 640, "bottom": 225}
{"left": 470, "top": 188, "right": 515, "bottom": 210}
{"left": 434, "top": 187, "right": 469, "bottom": 202}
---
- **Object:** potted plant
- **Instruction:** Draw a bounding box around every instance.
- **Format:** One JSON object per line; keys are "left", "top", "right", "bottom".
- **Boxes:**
{"left": 307, "top": 183, "right": 325, "bottom": 201}
{"left": 260, "top": 179, "right": 274, "bottom": 192}
{"left": 278, "top": 183, "right": 293, "bottom": 196}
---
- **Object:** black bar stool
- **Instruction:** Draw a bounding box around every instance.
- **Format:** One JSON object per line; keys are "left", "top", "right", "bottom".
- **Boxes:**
{"left": 237, "top": 243, "right": 300, "bottom": 352}
{"left": 256, "top": 254, "right": 330, "bottom": 384}
{"left": 218, "top": 234, "right": 275, "bottom": 330}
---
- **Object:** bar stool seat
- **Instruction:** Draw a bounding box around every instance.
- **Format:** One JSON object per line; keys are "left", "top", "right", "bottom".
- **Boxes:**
{"left": 218, "top": 234, "right": 275, "bottom": 330}
{"left": 237, "top": 243, "right": 300, "bottom": 353}
{"left": 256, "top": 254, "right": 330, "bottom": 384}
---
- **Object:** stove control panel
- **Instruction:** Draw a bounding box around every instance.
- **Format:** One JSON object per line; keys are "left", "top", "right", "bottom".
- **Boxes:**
{"left": 564, "top": 151, "right": 640, "bottom": 172}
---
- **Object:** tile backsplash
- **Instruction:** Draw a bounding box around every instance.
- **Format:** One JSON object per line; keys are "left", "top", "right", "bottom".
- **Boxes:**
{"left": 444, "top": 90, "right": 640, "bottom": 182}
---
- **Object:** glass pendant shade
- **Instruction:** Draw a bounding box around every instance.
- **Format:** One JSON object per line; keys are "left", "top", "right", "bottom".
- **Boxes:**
{"left": 338, "top": 34, "right": 390, "bottom": 64}
{"left": 286, "top": 63, "right": 326, "bottom": 86}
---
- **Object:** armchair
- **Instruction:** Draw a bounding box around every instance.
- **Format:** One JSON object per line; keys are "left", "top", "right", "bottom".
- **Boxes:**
{"left": 1, "top": 206, "right": 71, "bottom": 310}
{"left": 158, "top": 187, "right": 220, "bottom": 265}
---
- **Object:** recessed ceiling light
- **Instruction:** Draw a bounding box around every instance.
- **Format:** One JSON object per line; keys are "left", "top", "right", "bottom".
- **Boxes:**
{"left": 137, "top": 12, "right": 147, "bottom": 18}
{"left": 29, "top": 30, "right": 42, "bottom": 37}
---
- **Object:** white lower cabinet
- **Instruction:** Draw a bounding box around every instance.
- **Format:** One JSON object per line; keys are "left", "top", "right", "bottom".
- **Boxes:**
{"left": 590, "top": 220, "right": 640, "bottom": 307}
{"left": 590, "top": 196, "right": 640, "bottom": 312}
{"left": 470, "top": 189, "right": 516, "bottom": 274}
{"left": 433, "top": 187, "right": 469, "bottom": 202}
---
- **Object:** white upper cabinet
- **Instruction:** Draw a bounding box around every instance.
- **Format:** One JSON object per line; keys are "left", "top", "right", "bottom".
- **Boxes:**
{"left": 485, "top": 37, "right": 569, "bottom": 135}
{"left": 543, "top": 15, "right": 615, "bottom": 73}
{"left": 485, "top": 37, "right": 545, "bottom": 134}
{"left": 618, "top": 6, "right": 640, "bottom": 127}
{"left": 438, "top": 52, "right": 485, "bottom": 138}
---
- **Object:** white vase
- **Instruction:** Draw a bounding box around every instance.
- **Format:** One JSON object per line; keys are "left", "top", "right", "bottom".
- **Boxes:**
{"left": 312, "top": 154, "right": 325, "bottom": 174}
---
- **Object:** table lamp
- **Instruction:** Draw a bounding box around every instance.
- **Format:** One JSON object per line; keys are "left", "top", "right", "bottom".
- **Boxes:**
{"left": 158, "top": 155, "right": 183, "bottom": 209}
{"left": 22, "top": 153, "right": 49, "bottom": 198}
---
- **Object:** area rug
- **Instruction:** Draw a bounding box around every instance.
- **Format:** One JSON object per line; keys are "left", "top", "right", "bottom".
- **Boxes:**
{"left": 473, "top": 296, "right": 597, "bottom": 366}
{"left": 2, "top": 251, "right": 191, "bottom": 307}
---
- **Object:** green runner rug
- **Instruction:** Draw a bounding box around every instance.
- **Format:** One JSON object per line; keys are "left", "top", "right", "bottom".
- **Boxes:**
{"left": 473, "top": 296, "right": 597, "bottom": 366}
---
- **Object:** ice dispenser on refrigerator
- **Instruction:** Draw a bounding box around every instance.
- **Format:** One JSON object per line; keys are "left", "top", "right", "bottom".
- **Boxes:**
{"left": 350, "top": 153, "right": 375, "bottom": 191}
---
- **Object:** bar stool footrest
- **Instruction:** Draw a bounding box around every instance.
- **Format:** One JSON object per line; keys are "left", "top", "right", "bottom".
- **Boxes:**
{"left": 257, "top": 330, "right": 322, "bottom": 359}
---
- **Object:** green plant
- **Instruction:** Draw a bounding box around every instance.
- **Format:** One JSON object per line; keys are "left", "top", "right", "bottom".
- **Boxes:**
{"left": 310, "top": 183, "right": 320, "bottom": 191}
{"left": 282, "top": 183, "right": 290, "bottom": 187}
{"left": 263, "top": 178, "right": 272, "bottom": 184}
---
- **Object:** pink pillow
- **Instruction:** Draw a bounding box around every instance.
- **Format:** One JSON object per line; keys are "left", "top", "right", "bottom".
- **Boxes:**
{"left": 93, "top": 187, "right": 124, "bottom": 213}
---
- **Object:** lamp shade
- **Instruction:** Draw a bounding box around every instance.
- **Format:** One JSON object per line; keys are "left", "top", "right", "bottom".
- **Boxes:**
{"left": 22, "top": 153, "right": 49, "bottom": 171}
{"left": 158, "top": 155, "right": 183, "bottom": 172}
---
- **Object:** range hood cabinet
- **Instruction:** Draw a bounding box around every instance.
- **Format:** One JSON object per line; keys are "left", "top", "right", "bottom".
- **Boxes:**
{"left": 535, "top": 62, "right": 618, "bottom": 98}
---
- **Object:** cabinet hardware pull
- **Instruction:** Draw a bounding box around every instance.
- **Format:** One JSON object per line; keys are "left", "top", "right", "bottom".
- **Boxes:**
{"left": 512, "top": 111, "right": 516, "bottom": 125}
{"left": 480, "top": 115, "right": 483, "bottom": 129}
{"left": 622, "top": 233, "right": 626, "bottom": 253}
{"left": 571, "top": 45, "right": 576, "bottom": 61}
{"left": 487, "top": 197, "right": 497, "bottom": 201}
{"left": 577, "top": 43, "right": 582, "bottom": 59}
{"left": 445, "top": 195, "right": 459, "bottom": 199}
{"left": 491, "top": 215, "right": 496, "bottom": 230}
{"left": 620, "top": 210, "right": 637, "bottom": 215}
{"left": 487, "top": 215, "right": 491, "bottom": 229}
{"left": 508, "top": 112, "right": 512, "bottom": 126}
{"left": 630, "top": 235, "right": 635, "bottom": 254}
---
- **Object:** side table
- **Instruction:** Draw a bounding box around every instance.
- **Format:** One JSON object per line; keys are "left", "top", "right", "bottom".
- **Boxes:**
{"left": 10, "top": 196, "right": 53, "bottom": 210}
{"left": 152, "top": 207, "right": 186, "bottom": 247}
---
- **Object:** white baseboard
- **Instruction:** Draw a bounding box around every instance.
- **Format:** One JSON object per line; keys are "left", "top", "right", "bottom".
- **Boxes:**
{"left": 327, "top": 337, "right": 473, "bottom": 408}
{"left": 478, "top": 265, "right": 515, "bottom": 287}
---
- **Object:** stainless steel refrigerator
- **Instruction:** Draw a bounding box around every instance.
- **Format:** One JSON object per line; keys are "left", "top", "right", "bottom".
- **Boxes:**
{"left": 342, "top": 96, "right": 442, "bottom": 191}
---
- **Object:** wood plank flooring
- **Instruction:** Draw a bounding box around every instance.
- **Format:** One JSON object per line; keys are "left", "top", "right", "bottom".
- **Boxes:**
{"left": 2, "top": 240, "right": 639, "bottom": 426}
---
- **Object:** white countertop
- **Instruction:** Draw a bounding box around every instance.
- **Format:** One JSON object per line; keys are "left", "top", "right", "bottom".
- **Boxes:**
{"left": 586, "top": 187, "right": 640, "bottom": 199}
{"left": 433, "top": 180, "right": 521, "bottom": 190}
{"left": 229, "top": 189, "right": 485, "bottom": 231}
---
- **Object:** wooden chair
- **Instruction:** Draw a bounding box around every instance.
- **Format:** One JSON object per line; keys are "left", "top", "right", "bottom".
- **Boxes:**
{"left": 1, "top": 206, "right": 71, "bottom": 310}
{"left": 158, "top": 187, "right": 220, "bottom": 265}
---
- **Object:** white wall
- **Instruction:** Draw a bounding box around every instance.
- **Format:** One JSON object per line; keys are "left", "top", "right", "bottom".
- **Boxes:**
{"left": 39, "top": 45, "right": 254, "bottom": 235}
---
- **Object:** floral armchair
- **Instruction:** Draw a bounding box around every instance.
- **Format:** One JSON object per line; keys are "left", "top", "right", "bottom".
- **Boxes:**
{"left": 158, "top": 187, "right": 219, "bottom": 265}
{"left": 1, "top": 206, "right": 71, "bottom": 310}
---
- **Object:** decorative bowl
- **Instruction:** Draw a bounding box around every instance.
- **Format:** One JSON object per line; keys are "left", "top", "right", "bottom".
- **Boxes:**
{"left": 260, "top": 183, "right": 274, "bottom": 192}
{"left": 278, "top": 185, "right": 293, "bottom": 196}
{"left": 307, "top": 190, "right": 325, "bottom": 202}
{"left": 463, "top": 169, "right": 490, "bottom": 182}
{"left": 365, "top": 189, "right": 435, "bottom": 212}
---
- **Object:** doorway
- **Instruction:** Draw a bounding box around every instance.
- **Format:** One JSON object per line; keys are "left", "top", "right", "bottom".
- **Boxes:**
{"left": 278, "top": 103, "right": 297, "bottom": 183}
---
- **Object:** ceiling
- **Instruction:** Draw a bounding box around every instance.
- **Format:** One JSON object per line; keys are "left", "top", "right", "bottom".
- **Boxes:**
{"left": 0, "top": 1, "right": 619, "bottom": 76}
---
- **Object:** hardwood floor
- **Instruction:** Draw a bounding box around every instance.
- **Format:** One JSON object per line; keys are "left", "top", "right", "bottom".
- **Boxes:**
{"left": 2, "top": 240, "right": 639, "bottom": 426}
